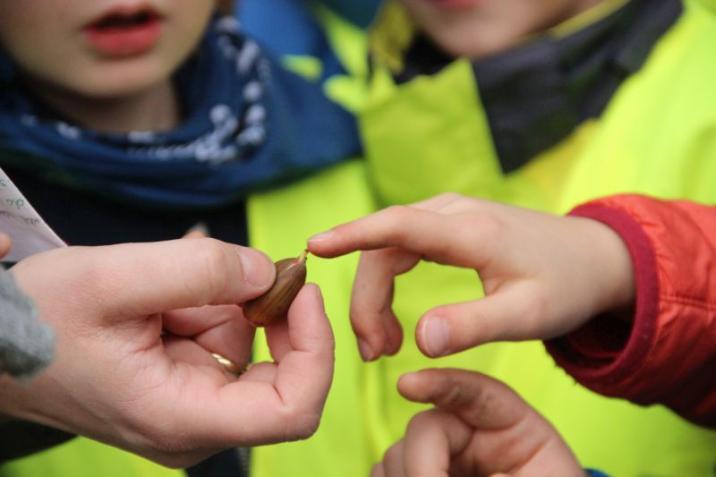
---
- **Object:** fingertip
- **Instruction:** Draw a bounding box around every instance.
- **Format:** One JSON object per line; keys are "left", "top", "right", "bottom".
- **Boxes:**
{"left": 370, "top": 463, "right": 384, "bottom": 477}
{"left": 357, "top": 338, "right": 377, "bottom": 362}
{"left": 238, "top": 247, "right": 276, "bottom": 291}
{"left": 382, "top": 312, "right": 404, "bottom": 357}
{"left": 349, "top": 310, "right": 387, "bottom": 362}
{"left": 301, "top": 283, "right": 328, "bottom": 320}
{"left": 287, "top": 283, "right": 334, "bottom": 353}
{"left": 382, "top": 339, "right": 402, "bottom": 357}
{"left": 416, "top": 315, "right": 451, "bottom": 358}
{"left": 297, "top": 282, "right": 322, "bottom": 303}
{"left": 397, "top": 370, "right": 434, "bottom": 402}
{"left": 307, "top": 231, "right": 341, "bottom": 257}
{"left": 397, "top": 371, "right": 421, "bottom": 392}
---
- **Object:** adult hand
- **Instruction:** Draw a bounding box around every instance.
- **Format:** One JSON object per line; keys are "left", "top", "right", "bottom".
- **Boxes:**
{"left": 308, "top": 193, "right": 634, "bottom": 360}
{"left": 373, "top": 369, "right": 583, "bottom": 477}
{"left": 0, "top": 239, "right": 334, "bottom": 467}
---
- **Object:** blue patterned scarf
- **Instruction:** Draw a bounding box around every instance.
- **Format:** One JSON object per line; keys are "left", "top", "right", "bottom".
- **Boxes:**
{"left": 0, "top": 16, "right": 360, "bottom": 208}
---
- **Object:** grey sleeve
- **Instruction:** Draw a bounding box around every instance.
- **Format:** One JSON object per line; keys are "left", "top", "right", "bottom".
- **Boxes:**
{"left": 0, "top": 268, "right": 54, "bottom": 379}
{"left": 0, "top": 269, "right": 75, "bottom": 461}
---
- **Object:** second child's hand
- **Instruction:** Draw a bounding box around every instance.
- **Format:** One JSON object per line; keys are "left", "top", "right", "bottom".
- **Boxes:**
{"left": 308, "top": 193, "right": 635, "bottom": 361}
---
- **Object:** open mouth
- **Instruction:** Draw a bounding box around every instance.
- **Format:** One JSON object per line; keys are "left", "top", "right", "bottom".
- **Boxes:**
{"left": 429, "top": 0, "right": 482, "bottom": 10}
{"left": 90, "top": 9, "right": 161, "bottom": 31}
{"left": 84, "top": 5, "right": 164, "bottom": 57}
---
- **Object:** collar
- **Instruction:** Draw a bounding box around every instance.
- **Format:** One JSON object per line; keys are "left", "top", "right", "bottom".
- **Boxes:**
{"left": 393, "top": 0, "right": 682, "bottom": 173}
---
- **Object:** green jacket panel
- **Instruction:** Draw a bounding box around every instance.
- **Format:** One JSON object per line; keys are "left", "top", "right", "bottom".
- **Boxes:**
{"left": 0, "top": 438, "right": 182, "bottom": 477}
{"left": 251, "top": 2, "right": 716, "bottom": 477}
{"left": 249, "top": 161, "right": 379, "bottom": 477}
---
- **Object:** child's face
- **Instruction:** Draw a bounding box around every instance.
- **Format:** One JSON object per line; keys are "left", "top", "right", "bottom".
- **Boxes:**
{"left": 0, "top": 1, "right": 216, "bottom": 98}
{"left": 399, "top": 0, "right": 598, "bottom": 58}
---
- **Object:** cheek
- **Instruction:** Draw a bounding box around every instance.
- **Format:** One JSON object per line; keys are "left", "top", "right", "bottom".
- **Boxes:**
{"left": 0, "top": 18, "right": 76, "bottom": 84}
{"left": 398, "top": 1, "right": 519, "bottom": 58}
{"left": 397, "top": 0, "right": 573, "bottom": 59}
{"left": 0, "top": 1, "right": 86, "bottom": 84}
{"left": 171, "top": 1, "right": 216, "bottom": 40}
{"left": 159, "top": 1, "right": 215, "bottom": 65}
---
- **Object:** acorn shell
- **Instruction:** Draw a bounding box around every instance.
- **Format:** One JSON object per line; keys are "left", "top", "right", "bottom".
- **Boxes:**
{"left": 243, "top": 254, "right": 307, "bottom": 326}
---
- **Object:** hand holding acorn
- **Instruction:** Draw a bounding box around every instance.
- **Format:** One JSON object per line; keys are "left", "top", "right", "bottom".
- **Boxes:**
{"left": 243, "top": 250, "right": 308, "bottom": 326}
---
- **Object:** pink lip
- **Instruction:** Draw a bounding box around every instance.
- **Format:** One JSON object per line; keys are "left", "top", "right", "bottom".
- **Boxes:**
{"left": 84, "top": 4, "right": 163, "bottom": 58}
{"left": 428, "top": 0, "right": 482, "bottom": 10}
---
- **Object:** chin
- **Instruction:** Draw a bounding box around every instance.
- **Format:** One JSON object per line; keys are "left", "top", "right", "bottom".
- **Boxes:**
{"left": 431, "top": 30, "right": 519, "bottom": 60}
{"left": 65, "top": 58, "right": 174, "bottom": 99}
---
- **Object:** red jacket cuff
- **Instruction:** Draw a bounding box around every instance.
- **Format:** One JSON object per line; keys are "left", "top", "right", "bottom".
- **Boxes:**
{"left": 545, "top": 203, "right": 659, "bottom": 387}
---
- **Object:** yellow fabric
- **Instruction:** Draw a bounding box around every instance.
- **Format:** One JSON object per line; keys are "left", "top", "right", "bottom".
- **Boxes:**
{"left": 549, "top": 0, "right": 630, "bottom": 37}
{"left": 281, "top": 55, "right": 324, "bottom": 81}
{"left": 367, "top": 2, "right": 415, "bottom": 74}
{"left": 0, "top": 438, "right": 182, "bottom": 477}
{"left": 248, "top": 160, "right": 378, "bottom": 477}
{"left": 311, "top": 3, "right": 372, "bottom": 112}
{"left": 252, "top": 1, "right": 716, "bottom": 477}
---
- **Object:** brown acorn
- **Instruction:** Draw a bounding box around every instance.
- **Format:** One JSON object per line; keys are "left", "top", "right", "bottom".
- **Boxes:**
{"left": 243, "top": 251, "right": 308, "bottom": 326}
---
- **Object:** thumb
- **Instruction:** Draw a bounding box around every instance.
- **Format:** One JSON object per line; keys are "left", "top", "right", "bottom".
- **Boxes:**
{"left": 15, "top": 239, "right": 276, "bottom": 320}
{"left": 415, "top": 284, "right": 538, "bottom": 358}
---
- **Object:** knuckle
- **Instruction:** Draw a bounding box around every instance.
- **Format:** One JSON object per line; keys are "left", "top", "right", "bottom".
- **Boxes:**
{"left": 460, "top": 384, "right": 501, "bottom": 424}
{"left": 438, "top": 380, "right": 470, "bottom": 409}
{"left": 406, "top": 410, "right": 433, "bottom": 432}
{"left": 436, "top": 192, "right": 463, "bottom": 204}
{"left": 277, "top": 406, "right": 322, "bottom": 441}
{"left": 143, "top": 437, "right": 210, "bottom": 469}
{"left": 57, "top": 248, "right": 120, "bottom": 316}
{"left": 126, "top": 409, "right": 194, "bottom": 457}
{"left": 118, "top": 402, "right": 211, "bottom": 468}
{"left": 469, "top": 210, "right": 504, "bottom": 241}
{"left": 384, "top": 204, "right": 411, "bottom": 218}
{"left": 383, "top": 206, "right": 414, "bottom": 238}
{"left": 67, "top": 247, "right": 112, "bottom": 289}
{"left": 349, "top": 307, "right": 385, "bottom": 345}
{"left": 462, "top": 303, "right": 492, "bottom": 345}
{"left": 193, "top": 239, "right": 234, "bottom": 299}
{"left": 293, "top": 413, "right": 322, "bottom": 440}
{"left": 152, "top": 453, "right": 200, "bottom": 469}
{"left": 137, "top": 422, "right": 182, "bottom": 453}
{"left": 382, "top": 442, "right": 402, "bottom": 463}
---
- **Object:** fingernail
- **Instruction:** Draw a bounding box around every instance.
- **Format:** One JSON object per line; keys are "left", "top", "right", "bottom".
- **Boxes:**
{"left": 400, "top": 371, "right": 418, "bottom": 380}
{"left": 308, "top": 231, "right": 334, "bottom": 245}
{"left": 239, "top": 248, "right": 276, "bottom": 289}
{"left": 423, "top": 317, "right": 450, "bottom": 357}
{"left": 358, "top": 338, "right": 376, "bottom": 361}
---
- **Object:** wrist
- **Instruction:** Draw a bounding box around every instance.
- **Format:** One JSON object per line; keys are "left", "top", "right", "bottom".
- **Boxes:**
{"left": 548, "top": 202, "right": 659, "bottom": 386}
{"left": 570, "top": 216, "right": 636, "bottom": 318}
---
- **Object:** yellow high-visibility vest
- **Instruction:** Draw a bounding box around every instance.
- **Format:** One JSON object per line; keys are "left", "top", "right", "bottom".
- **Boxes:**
{"left": 251, "top": 1, "right": 716, "bottom": 476}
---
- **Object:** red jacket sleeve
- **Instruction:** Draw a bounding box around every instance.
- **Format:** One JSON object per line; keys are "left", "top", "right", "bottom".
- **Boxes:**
{"left": 545, "top": 194, "right": 716, "bottom": 428}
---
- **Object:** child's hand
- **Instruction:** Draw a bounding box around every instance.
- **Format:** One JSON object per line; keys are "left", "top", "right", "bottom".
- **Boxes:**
{"left": 308, "top": 193, "right": 634, "bottom": 360}
{"left": 373, "top": 368, "right": 583, "bottom": 477}
{"left": 0, "top": 239, "right": 334, "bottom": 467}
